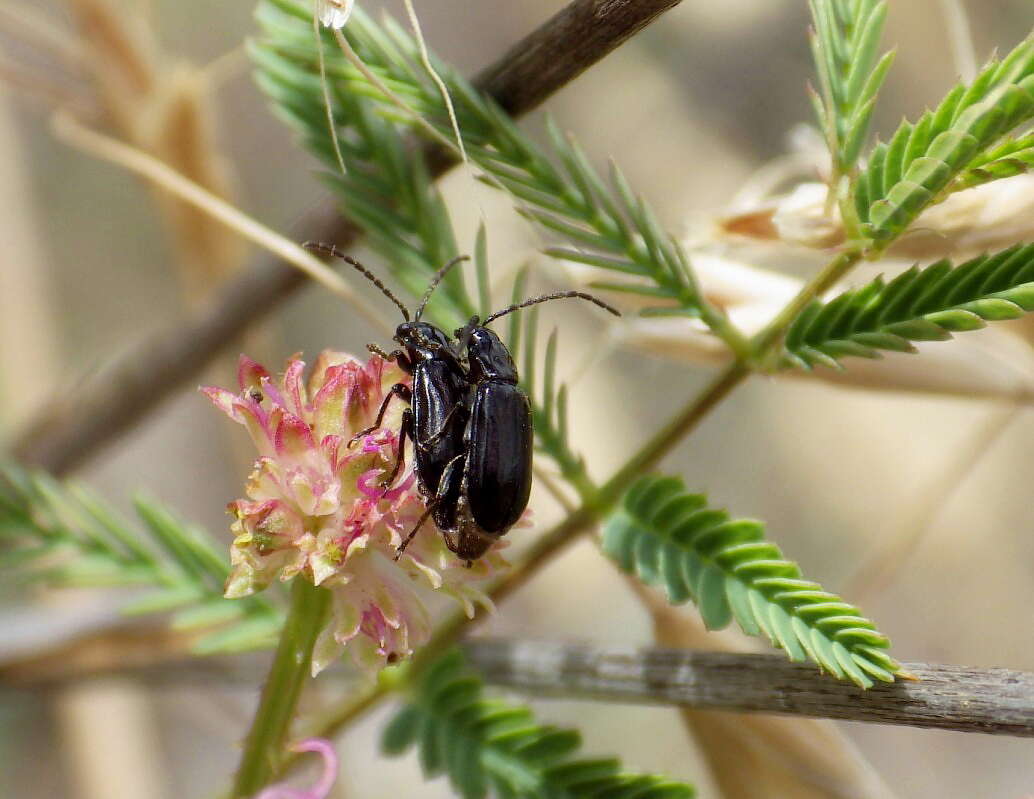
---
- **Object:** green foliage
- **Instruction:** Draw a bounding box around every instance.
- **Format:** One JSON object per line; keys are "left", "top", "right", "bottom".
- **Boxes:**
{"left": 253, "top": 0, "right": 471, "bottom": 329}
{"left": 0, "top": 465, "right": 281, "bottom": 654}
{"left": 808, "top": 0, "right": 894, "bottom": 174}
{"left": 854, "top": 36, "right": 1034, "bottom": 243}
{"left": 251, "top": 0, "right": 737, "bottom": 338}
{"left": 254, "top": 2, "right": 592, "bottom": 488}
{"left": 951, "top": 131, "right": 1034, "bottom": 191}
{"left": 603, "top": 475, "right": 902, "bottom": 688}
{"left": 502, "top": 274, "right": 593, "bottom": 499}
{"left": 784, "top": 243, "right": 1034, "bottom": 369}
{"left": 383, "top": 650, "right": 695, "bottom": 799}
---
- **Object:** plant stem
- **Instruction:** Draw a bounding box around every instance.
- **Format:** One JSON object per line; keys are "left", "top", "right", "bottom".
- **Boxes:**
{"left": 465, "top": 640, "right": 1034, "bottom": 737}
{"left": 699, "top": 303, "right": 752, "bottom": 362}
{"left": 750, "top": 248, "right": 864, "bottom": 362}
{"left": 599, "top": 360, "right": 750, "bottom": 497}
{"left": 231, "top": 579, "right": 330, "bottom": 798}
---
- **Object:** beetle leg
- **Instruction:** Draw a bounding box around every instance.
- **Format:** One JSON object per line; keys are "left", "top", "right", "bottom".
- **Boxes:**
{"left": 411, "top": 332, "right": 467, "bottom": 377}
{"left": 416, "top": 401, "right": 467, "bottom": 451}
{"left": 348, "top": 384, "right": 412, "bottom": 447}
{"left": 367, "top": 344, "right": 414, "bottom": 373}
{"left": 396, "top": 453, "right": 465, "bottom": 560}
{"left": 394, "top": 501, "right": 435, "bottom": 560}
{"left": 379, "top": 407, "right": 413, "bottom": 490}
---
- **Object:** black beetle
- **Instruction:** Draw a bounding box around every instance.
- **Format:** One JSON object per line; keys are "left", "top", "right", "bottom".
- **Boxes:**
{"left": 304, "top": 242, "right": 619, "bottom": 563}
{"left": 440, "top": 320, "right": 531, "bottom": 560}
{"left": 305, "top": 244, "right": 471, "bottom": 519}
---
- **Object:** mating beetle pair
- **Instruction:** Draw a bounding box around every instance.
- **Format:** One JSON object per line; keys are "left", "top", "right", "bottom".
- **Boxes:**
{"left": 307, "top": 243, "right": 618, "bottom": 564}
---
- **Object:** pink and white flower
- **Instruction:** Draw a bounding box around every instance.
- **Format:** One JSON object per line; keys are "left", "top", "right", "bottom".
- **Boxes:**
{"left": 203, "top": 351, "right": 507, "bottom": 674}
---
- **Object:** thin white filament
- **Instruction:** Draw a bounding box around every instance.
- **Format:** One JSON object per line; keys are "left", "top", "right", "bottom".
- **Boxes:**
{"left": 402, "top": 0, "right": 468, "bottom": 166}
{"left": 314, "top": 7, "right": 348, "bottom": 176}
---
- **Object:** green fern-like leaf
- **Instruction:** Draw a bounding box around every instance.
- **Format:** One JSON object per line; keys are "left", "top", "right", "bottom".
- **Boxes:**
{"left": 809, "top": 0, "right": 894, "bottom": 172}
{"left": 254, "top": 4, "right": 597, "bottom": 485}
{"left": 384, "top": 650, "right": 695, "bottom": 799}
{"left": 784, "top": 243, "right": 1034, "bottom": 369}
{"left": 252, "top": 0, "right": 738, "bottom": 337}
{"left": 855, "top": 36, "right": 1034, "bottom": 243}
{"left": 253, "top": 0, "right": 472, "bottom": 330}
{"left": 603, "top": 475, "right": 902, "bottom": 688}
{"left": 950, "top": 131, "right": 1034, "bottom": 190}
{"left": 0, "top": 465, "right": 281, "bottom": 654}
{"left": 503, "top": 277, "right": 592, "bottom": 500}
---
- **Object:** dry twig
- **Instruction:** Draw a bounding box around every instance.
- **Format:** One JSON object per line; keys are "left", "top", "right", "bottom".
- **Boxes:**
{"left": 464, "top": 639, "right": 1034, "bottom": 738}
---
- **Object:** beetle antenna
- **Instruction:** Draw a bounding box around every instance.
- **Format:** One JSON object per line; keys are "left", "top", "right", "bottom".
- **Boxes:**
{"left": 303, "top": 241, "right": 411, "bottom": 321}
{"left": 483, "top": 291, "right": 621, "bottom": 325}
{"left": 414, "top": 255, "right": 470, "bottom": 321}
{"left": 453, "top": 316, "right": 479, "bottom": 350}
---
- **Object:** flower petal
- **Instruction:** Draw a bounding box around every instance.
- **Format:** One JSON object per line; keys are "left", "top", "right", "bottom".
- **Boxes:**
{"left": 282, "top": 356, "right": 309, "bottom": 419}
{"left": 200, "top": 385, "right": 237, "bottom": 417}
{"left": 311, "top": 367, "right": 354, "bottom": 440}
{"left": 237, "top": 355, "right": 270, "bottom": 393}
{"left": 255, "top": 737, "right": 339, "bottom": 798}
{"left": 274, "top": 412, "right": 316, "bottom": 458}
{"left": 317, "top": 0, "right": 354, "bottom": 30}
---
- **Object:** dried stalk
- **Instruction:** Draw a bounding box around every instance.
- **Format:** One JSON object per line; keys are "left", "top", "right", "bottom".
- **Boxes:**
{"left": 464, "top": 639, "right": 1034, "bottom": 737}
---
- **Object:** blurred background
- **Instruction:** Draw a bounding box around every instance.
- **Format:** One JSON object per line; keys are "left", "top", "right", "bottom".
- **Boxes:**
{"left": 1, "top": 0, "right": 1033, "bottom": 797}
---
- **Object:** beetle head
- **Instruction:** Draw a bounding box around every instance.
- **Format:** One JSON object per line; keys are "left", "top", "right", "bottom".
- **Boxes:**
{"left": 395, "top": 321, "right": 453, "bottom": 361}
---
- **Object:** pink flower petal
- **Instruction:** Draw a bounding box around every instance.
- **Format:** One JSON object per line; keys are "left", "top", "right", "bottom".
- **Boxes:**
{"left": 308, "top": 350, "right": 355, "bottom": 396}
{"left": 311, "top": 368, "right": 350, "bottom": 439}
{"left": 200, "top": 385, "right": 239, "bottom": 419}
{"left": 235, "top": 398, "right": 274, "bottom": 456}
{"left": 356, "top": 468, "right": 386, "bottom": 499}
{"left": 260, "top": 375, "right": 287, "bottom": 410}
{"left": 293, "top": 738, "right": 338, "bottom": 799}
{"left": 274, "top": 412, "right": 316, "bottom": 458}
{"left": 382, "top": 471, "right": 414, "bottom": 502}
{"left": 282, "top": 357, "right": 309, "bottom": 419}
{"left": 238, "top": 355, "right": 270, "bottom": 393}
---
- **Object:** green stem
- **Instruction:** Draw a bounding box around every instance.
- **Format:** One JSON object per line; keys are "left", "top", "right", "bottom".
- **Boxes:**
{"left": 750, "top": 248, "right": 864, "bottom": 363}
{"left": 699, "top": 302, "right": 752, "bottom": 362}
{"left": 231, "top": 579, "right": 330, "bottom": 798}
{"left": 598, "top": 360, "right": 750, "bottom": 498}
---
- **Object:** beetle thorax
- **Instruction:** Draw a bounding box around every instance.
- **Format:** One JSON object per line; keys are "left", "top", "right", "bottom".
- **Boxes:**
{"left": 465, "top": 326, "right": 518, "bottom": 383}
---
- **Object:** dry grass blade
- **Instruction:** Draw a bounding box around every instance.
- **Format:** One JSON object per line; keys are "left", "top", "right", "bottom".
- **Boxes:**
{"left": 842, "top": 404, "right": 1019, "bottom": 600}
{"left": 0, "top": 3, "right": 85, "bottom": 68}
{"left": 65, "top": 0, "right": 247, "bottom": 302}
{"left": 50, "top": 111, "right": 388, "bottom": 332}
